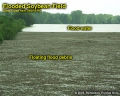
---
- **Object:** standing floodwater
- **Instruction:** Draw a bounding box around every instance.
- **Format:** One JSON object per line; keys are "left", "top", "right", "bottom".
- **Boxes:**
{"left": 22, "top": 24, "right": 120, "bottom": 32}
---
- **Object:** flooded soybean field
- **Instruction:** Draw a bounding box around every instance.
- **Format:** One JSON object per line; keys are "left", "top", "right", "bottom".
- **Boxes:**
{"left": 0, "top": 32, "right": 120, "bottom": 96}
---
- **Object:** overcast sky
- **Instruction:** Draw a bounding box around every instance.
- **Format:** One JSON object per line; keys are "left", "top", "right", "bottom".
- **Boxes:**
{"left": 0, "top": 0, "right": 120, "bottom": 16}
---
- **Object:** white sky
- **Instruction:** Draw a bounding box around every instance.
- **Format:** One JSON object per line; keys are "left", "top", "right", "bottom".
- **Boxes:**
{"left": 0, "top": 0, "right": 120, "bottom": 16}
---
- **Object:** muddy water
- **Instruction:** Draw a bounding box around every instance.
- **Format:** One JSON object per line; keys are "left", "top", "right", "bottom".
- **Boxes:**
{"left": 0, "top": 32, "right": 120, "bottom": 96}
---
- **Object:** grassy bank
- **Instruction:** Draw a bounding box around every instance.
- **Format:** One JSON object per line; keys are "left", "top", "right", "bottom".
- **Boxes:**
{"left": 0, "top": 32, "right": 120, "bottom": 96}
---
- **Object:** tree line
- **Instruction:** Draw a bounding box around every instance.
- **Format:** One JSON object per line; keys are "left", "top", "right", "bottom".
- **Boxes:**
{"left": 31, "top": 10, "right": 120, "bottom": 24}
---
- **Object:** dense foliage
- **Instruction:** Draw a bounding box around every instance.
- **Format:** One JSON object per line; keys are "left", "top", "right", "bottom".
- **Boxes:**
{"left": 0, "top": 13, "right": 27, "bottom": 44}
{"left": 31, "top": 10, "right": 120, "bottom": 24}
{"left": 0, "top": 31, "right": 3, "bottom": 44}
{"left": 13, "top": 13, "right": 34, "bottom": 26}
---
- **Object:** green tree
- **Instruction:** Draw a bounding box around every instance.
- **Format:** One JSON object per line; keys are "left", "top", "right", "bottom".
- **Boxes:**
{"left": 113, "top": 16, "right": 120, "bottom": 24}
{"left": 13, "top": 13, "right": 34, "bottom": 26}
{"left": 59, "top": 13, "right": 70, "bottom": 24}
{"left": 71, "top": 10, "right": 83, "bottom": 24}
{"left": 86, "top": 14, "right": 94, "bottom": 24}
{"left": 53, "top": 20, "right": 62, "bottom": 24}
{"left": 30, "top": 10, "right": 120, "bottom": 24}
{"left": 96, "top": 14, "right": 106, "bottom": 24}
{"left": 0, "top": 16, "right": 25, "bottom": 40}
{"left": 46, "top": 13, "right": 55, "bottom": 24}
{"left": 12, "top": 19, "right": 26, "bottom": 32}
{"left": 0, "top": 31, "right": 3, "bottom": 44}
{"left": 1, "top": 21, "right": 16, "bottom": 40}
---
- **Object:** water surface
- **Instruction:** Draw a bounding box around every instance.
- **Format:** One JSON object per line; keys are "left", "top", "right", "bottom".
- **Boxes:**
{"left": 22, "top": 24, "right": 120, "bottom": 32}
